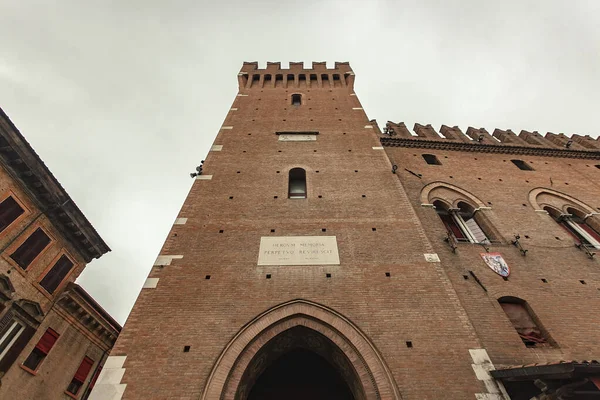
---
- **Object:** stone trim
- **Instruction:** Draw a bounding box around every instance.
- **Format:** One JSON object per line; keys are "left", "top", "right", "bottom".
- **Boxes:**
{"left": 372, "top": 147, "right": 384, "bottom": 150}
{"left": 220, "top": 126, "right": 233, "bottom": 130}
{"left": 364, "top": 125, "right": 374, "bottom": 129}
{"left": 153, "top": 255, "right": 183, "bottom": 266}
{"left": 173, "top": 218, "right": 188, "bottom": 225}
{"left": 210, "top": 145, "right": 223, "bottom": 151}
{"left": 469, "top": 349, "right": 509, "bottom": 400}
{"left": 142, "top": 278, "right": 159, "bottom": 289}
{"left": 196, "top": 175, "right": 213, "bottom": 180}
{"left": 88, "top": 355, "right": 128, "bottom": 400}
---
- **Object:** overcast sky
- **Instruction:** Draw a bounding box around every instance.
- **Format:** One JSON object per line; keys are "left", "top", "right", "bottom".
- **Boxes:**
{"left": 1, "top": 1, "right": 599, "bottom": 324}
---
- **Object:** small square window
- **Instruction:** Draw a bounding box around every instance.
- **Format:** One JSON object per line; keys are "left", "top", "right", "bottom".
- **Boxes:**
{"left": 511, "top": 159, "right": 534, "bottom": 171}
{"left": 422, "top": 154, "right": 442, "bottom": 165}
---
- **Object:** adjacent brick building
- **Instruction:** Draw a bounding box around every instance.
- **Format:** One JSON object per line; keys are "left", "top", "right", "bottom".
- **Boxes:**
{"left": 0, "top": 108, "right": 120, "bottom": 399}
{"left": 91, "top": 62, "right": 600, "bottom": 400}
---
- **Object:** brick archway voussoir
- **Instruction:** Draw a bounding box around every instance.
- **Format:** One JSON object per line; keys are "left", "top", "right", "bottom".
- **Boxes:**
{"left": 200, "top": 299, "right": 401, "bottom": 400}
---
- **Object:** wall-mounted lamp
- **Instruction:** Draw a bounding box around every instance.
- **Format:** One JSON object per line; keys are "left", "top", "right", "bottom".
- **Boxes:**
{"left": 190, "top": 160, "right": 205, "bottom": 178}
{"left": 565, "top": 140, "right": 573, "bottom": 148}
{"left": 392, "top": 165, "right": 398, "bottom": 174}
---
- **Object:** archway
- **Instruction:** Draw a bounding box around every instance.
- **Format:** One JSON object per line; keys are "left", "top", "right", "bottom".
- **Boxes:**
{"left": 242, "top": 326, "right": 357, "bottom": 400}
{"left": 201, "top": 299, "right": 401, "bottom": 400}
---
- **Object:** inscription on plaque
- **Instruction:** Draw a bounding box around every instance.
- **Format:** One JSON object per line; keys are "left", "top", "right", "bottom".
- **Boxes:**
{"left": 278, "top": 134, "right": 317, "bottom": 142}
{"left": 258, "top": 236, "right": 340, "bottom": 266}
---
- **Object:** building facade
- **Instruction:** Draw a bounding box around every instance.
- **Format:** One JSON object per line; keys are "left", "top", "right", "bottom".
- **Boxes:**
{"left": 92, "top": 62, "right": 600, "bottom": 400}
{"left": 0, "top": 108, "right": 120, "bottom": 400}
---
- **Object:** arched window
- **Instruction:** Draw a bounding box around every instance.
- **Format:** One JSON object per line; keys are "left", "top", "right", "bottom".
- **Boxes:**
{"left": 544, "top": 206, "right": 600, "bottom": 249}
{"left": 434, "top": 201, "right": 489, "bottom": 244}
{"left": 288, "top": 168, "right": 307, "bottom": 199}
{"left": 422, "top": 154, "right": 441, "bottom": 165}
{"left": 498, "top": 297, "right": 548, "bottom": 347}
{"left": 511, "top": 159, "right": 534, "bottom": 171}
{"left": 291, "top": 94, "right": 302, "bottom": 107}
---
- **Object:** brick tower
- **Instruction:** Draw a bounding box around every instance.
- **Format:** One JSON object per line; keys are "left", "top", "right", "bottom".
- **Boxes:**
{"left": 90, "top": 62, "right": 600, "bottom": 400}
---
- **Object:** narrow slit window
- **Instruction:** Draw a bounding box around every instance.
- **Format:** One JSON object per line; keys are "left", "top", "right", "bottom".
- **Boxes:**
{"left": 10, "top": 228, "right": 51, "bottom": 269}
{"left": 66, "top": 356, "right": 94, "bottom": 396}
{"left": 511, "top": 159, "right": 534, "bottom": 171}
{"left": 0, "top": 196, "right": 25, "bottom": 233}
{"left": 22, "top": 328, "right": 59, "bottom": 371}
{"left": 499, "top": 297, "right": 548, "bottom": 347}
{"left": 288, "top": 168, "right": 307, "bottom": 199}
{"left": 422, "top": 154, "right": 442, "bottom": 165}
{"left": 291, "top": 94, "right": 302, "bottom": 107}
{"left": 39, "top": 254, "right": 74, "bottom": 294}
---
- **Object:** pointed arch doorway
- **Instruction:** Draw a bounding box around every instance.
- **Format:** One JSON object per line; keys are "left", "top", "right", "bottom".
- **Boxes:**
{"left": 244, "top": 326, "right": 357, "bottom": 400}
{"left": 201, "top": 300, "right": 401, "bottom": 400}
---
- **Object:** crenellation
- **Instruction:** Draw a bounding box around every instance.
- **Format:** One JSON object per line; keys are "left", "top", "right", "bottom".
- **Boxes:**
{"left": 465, "top": 127, "right": 497, "bottom": 144}
{"left": 440, "top": 125, "right": 470, "bottom": 142}
{"left": 386, "top": 121, "right": 413, "bottom": 138}
{"left": 265, "top": 62, "right": 281, "bottom": 70}
{"left": 414, "top": 123, "right": 441, "bottom": 139}
{"left": 545, "top": 132, "right": 587, "bottom": 150}
{"left": 571, "top": 134, "right": 600, "bottom": 150}
{"left": 492, "top": 128, "right": 529, "bottom": 146}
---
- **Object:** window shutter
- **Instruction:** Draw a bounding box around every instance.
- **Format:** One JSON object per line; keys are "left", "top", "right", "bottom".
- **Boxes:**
{"left": 10, "top": 228, "right": 51, "bottom": 269}
{"left": 35, "top": 328, "right": 59, "bottom": 354}
{"left": 0, "top": 325, "right": 34, "bottom": 374}
{"left": 74, "top": 356, "right": 94, "bottom": 383}
{"left": 464, "top": 218, "right": 488, "bottom": 243}
{"left": 439, "top": 213, "right": 465, "bottom": 240}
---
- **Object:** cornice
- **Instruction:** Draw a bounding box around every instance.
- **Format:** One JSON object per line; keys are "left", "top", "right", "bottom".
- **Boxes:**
{"left": 380, "top": 137, "right": 600, "bottom": 160}
{"left": 0, "top": 108, "right": 110, "bottom": 262}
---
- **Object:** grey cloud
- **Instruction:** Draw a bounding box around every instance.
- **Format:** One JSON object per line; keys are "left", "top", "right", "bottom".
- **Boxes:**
{"left": 0, "top": 0, "right": 598, "bottom": 323}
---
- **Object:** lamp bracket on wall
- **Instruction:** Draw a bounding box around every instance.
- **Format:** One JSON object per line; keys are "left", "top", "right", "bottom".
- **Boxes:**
{"left": 190, "top": 160, "right": 205, "bottom": 178}
{"left": 511, "top": 235, "right": 528, "bottom": 256}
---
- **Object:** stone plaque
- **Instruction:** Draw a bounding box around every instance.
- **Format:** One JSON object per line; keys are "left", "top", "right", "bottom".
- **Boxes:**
{"left": 278, "top": 134, "right": 317, "bottom": 142}
{"left": 258, "top": 236, "right": 340, "bottom": 266}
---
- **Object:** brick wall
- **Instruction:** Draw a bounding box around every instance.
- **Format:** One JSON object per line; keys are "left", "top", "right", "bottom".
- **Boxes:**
{"left": 111, "top": 63, "right": 494, "bottom": 399}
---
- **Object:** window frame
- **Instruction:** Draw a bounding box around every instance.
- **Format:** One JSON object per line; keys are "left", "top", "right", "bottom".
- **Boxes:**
{"left": 498, "top": 297, "right": 551, "bottom": 348}
{"left": 36, "top": 251, "right": 77, "bottom": 298}
{"left": 21, "top": 327, "right": 60, "bottom": 373}
{"left": 0, "top": 191, "right": 31, "bottom": 239}
{"left": 65, "top": 356, "right": 95, "bottom": 397}
{"left": 3, "top": 222, "right": 55, "bottom": 273}
{"left": 0, "top": 319, "right": 25, "bottom": 362}
{"left": 288, "top": 168, "right": 307, "bottom": 199}
{"left": 291, "top": 94, "right": 302, "bottom": 107}
{"left": 434, "top": 201, "right": 490, "bottom": 244}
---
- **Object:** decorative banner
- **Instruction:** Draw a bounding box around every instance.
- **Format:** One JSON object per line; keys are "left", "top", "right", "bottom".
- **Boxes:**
{"left": 480, "top": 252, "right": 510, "bottom": 277}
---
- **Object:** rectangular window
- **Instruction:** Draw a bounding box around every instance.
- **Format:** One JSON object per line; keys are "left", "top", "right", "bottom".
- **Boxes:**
{"left": 0, "top": 315, "right": 35, "bottom": 374}
{"left": 0, "top": 196, "right": 25, "bottom": 233}
{"left": 66, "top": 356, "right": 94, "bottom": 396}
{"left": 22, "top": 328, "right": 59, "bottom": 371}
{"left": 39, "top": 254, "right": 74, "bottom": 294}
{"left": 10, "top": 228, "right": 52, "bottom": 269}
{"left": 0, "top": 321, "right": 25, "bottom": 361}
